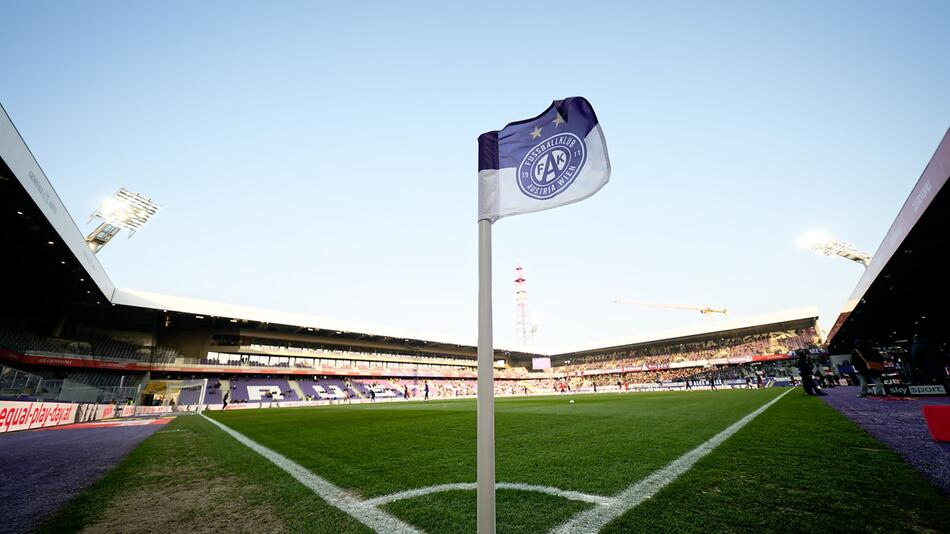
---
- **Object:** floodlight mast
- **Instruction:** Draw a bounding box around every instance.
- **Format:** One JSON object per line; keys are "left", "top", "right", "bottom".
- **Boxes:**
{"left": 798, "top": 232, "right": 871, "bottom": 267}
{"left": 85, "top": 188, "right": 160, "bottom": 253}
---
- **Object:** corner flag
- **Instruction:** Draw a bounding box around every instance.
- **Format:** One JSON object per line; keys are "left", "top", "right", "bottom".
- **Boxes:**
{"left": 478, "top": 96, "right": 610, "bottom": 222}
{"left": 474, "top": 97, "right": 609, "bottom": 533}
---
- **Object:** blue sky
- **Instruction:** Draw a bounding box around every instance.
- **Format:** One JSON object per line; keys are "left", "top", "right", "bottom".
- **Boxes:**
{"left": 2, "top": 1, "right": 948, "bottom": 348}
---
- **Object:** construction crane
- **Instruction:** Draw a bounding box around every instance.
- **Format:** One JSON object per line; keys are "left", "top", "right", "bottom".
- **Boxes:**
{"left": 613, "top": 299, "right": 728, "bottom": 316}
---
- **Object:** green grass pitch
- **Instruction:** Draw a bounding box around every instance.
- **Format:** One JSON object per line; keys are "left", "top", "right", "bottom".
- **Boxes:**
{"left": 41, "top": 389, "right": 950, "bottom": 533}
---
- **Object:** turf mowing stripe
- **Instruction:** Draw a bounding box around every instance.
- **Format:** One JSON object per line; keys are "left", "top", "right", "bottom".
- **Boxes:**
{"left": 200, "top": 414, "right": 421, "bottom": 534}
{"left": 550, "top": 388, "right": 794, "bottom": 534}
{"left": 364, "top": 482, "right": 613, "bottom": 507}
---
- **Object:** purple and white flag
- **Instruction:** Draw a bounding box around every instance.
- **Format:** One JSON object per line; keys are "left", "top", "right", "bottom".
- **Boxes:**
{"left": 478, "top": 97, "right": 610, "bottom": 222}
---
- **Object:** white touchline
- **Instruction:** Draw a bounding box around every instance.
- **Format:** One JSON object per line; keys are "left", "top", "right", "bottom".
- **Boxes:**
{"left": 200, "top": 414, "right": 422, "bottom": 534}
{"left": 550, "top": 388, "right": 794, "bottom": 534}
{"left": 364, "top": 482, "right": 614, "bottom": 507}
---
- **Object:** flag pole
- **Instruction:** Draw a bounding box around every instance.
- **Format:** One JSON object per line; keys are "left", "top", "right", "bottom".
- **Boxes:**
{"left": 476, "top": 218, "right": 495, "bottom": 534}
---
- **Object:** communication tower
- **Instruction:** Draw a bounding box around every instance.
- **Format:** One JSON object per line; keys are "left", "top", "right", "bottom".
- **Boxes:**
{"left": 514, "top": 262, "right": 534, "bottom": 345}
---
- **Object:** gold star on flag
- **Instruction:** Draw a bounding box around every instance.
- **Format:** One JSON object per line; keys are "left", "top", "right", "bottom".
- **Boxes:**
{"left": 553, "top": 113, "right": 565, "bottom": 127}
{"left": 530, "top": 126, "right": 542, "bottom": 139}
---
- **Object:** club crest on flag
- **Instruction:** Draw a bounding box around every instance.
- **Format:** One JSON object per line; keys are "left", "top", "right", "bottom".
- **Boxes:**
{"left": 517, "top": 132, "right": 587, "bottom": 200}
{"left": 478, "top": 96, "right": 610, "bottom": 222}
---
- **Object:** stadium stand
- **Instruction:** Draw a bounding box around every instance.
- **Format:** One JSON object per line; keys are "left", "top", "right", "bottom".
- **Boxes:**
{"left": 0, "top": 329, "right": 180, "bottom": 364}
{"left": 297, "top": 377, "right": 362, "bottom": 400}
{"left": 228, "top": 377, "right": 301, "bottom": 403}
{"left": 0, "top": 308, "right": 825, "bottom": 410}
{"left": 0, "top": 313, "right": 822, "bottom": 408}
{"left": 63, "top": 370, "right": 140, "bottom": 389}
{"left": 0, "top": 329, "right": 62, "bottom": 354}
{"left": 201, "top": 349, "right": 473, "bottom": 375}
{"left": 559, "top": 327, "right": 819, "bottom": 376}
{"left": 356, "top": 379, "right": 407, "bottom": 399}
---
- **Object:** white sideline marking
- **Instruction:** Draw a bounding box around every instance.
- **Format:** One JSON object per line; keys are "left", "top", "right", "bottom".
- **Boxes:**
{"left": 201, "top": 414, "right": 421, "bottom": 534}
{"left": 364, "top": 482, "right": 613, "bottom": 507}
{"left": 550, "top": 388, "right": 793, "bottom": 534}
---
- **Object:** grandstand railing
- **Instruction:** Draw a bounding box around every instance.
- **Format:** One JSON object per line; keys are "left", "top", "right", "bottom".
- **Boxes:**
{"left": 0, "top": 365, "right": 45, "bottom": 400}
{"left": 0, "top": 364, "right": 141, "bottom": 404}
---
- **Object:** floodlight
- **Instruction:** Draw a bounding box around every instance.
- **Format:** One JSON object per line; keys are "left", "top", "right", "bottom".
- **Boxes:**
{"left": 797, "top": 231, "right": 871, "bottom": 267}
{"left": 796, "top": 231, "right": 833, "bottom": 250}
{"left": 85, "top": 188, "right": 160, "bottom": 253}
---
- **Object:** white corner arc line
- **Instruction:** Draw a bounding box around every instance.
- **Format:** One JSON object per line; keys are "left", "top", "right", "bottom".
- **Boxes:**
{"left": 201, "top": 414, "right": 421, "bottom": 534}
{"left": 550, "top": 388, "right": 794, "bottom": 534}
{"left": 499, "top": 483, "right": 613, "bottom": 506}
{"left": 364, "top": 482, "right": 613, "bottom": 507}
{"left": 363, "top": 482, "right": 476, "bottom": 507}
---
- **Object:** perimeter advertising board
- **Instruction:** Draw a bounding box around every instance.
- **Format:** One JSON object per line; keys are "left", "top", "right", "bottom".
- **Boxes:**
{"left": 0, "top": 401, "right": 78, "bottom": 433}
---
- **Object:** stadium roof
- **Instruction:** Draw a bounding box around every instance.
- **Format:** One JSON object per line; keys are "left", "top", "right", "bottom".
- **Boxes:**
{"left": 2, "top": 102, "right": 821, "bottom": 358}
{"left": 825, "top": 128, "right": 950, "bottom": 353}
{"left": 113, "top": 287, "right": 499, "bottom": 352}
{"left": 0, "top": 103, "right": 116, "bottom": 299}
{"left": 112, "top": 287, "right": 818, "bottom": 357}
